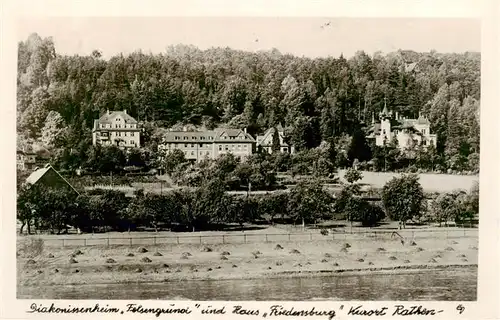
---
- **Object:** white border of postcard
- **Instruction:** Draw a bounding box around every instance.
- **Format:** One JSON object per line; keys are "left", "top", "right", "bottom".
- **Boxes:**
{"left": 1, "top": 0, "right": 499, "bottom": 319}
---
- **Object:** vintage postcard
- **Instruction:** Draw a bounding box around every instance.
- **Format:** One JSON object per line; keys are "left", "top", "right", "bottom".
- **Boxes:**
{"left": 1, "top": 0, "right": 498, "bottom": 319}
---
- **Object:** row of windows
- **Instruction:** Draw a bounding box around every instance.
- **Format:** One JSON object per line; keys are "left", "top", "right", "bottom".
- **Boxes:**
{"left": 184, "top": 150, "right": 211, "bottom": 156}
{"left": 171, "top": 135, "right": 246, "bottom": 141}
{"left": 100, "top": 131, "right": 136, "bottom": 137}
{"left": 166, "top": 143, "right": 249, "bottom": 149}
{"left": 218, "top": 145, "right": 248, "bottom": 151}
{"left": 174, "top": 136, "right": 214, "bottom": 141}
{"left": 100, "top": 123, "right": 137, "bottom": 129}
{"left": 98, "top": 139, "right": 137, "bottom": 145}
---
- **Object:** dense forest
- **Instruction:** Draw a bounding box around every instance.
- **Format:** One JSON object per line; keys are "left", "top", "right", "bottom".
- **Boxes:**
{"left": 17, "top": 33, "right": 480, "bottom": 173}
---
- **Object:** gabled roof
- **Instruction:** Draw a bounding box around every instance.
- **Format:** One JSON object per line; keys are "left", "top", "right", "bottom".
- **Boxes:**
{"left": 97, "top": 111, "right": 138, "bottom": 124}
{"left": 26, "top": 164, "right": 80, "bottom": 195}
{"left": 256, "top": 127, "right": 289, "bottom": 147}
{"left": 215, "top": 128, "right": 255, "bottom": 142}
{"left": 162, "top": 128, "right": 255, "bottom": 143}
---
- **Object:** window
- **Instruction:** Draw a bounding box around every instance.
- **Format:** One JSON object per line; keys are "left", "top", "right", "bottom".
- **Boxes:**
{"left": 219, "top": 145, "right": 222, "bottom": 151}
{"left": 130, "top": 140, "right": 134, "bottom": 145}
{"left": 192, "top": 136, "right": 196, "bottom": 140}
{"left": 175, "top": 136, "right": 179, "bottom": 140}
{"left": 238, "top": 145, "right": 241, "bottom": 149}
{"left": 131, "top": 132, "right": 134, "bottom": 136}
{"left": 199, "top": 143, "right": 203, "bottom": 147}
{"left": 422, "top": 129, "right": 426, "bottom": 135}
{"left": 117, "top": 132, "right": 121, "bottom": 137}
{"left": 383, "top": 129, "right": 386, "bottom": 134}
{"left": 124, "top": 132, "right": 127, "bottom": 137}
{"left": 100, "top": 124, "right": 104, "bottom": 128}
{"left": 191, "top": 151, "right": 194, "bottom": 155}
{"left": 191, "top": 144, "right": 194, "bottom": 148}
{"left": 184, "top": 144, "right": 188, "bottom": 148}
{"left": 183, "top": 136, "right": 188, "bottom": 140}
{"left": 225, "top": 145, "right": 229, "bottom": 151}
{"left": 283, "top": 147, "right": 288, "bottom": 152}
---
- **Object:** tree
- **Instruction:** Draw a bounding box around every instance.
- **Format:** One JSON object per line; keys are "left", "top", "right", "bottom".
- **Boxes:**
{"left": 28, "top": 186, "right": 77, "bottom": 234}
{"left": 128, "top": 193, "right": 169, "bottom": 232}
{"left": 344, "top": 197, "right": 385, "bottom": 227}
{"left": 40, "top": 111, "right": 67, "bottom": 149}
{"left": 162, "top": 149, "right": 188, "bottom": 175}
{"left": 381, "top": 174, "right": 425, "bottom": 228}
{"left": 430, "top": 190, "right": 467, "bottom": 226}
{"left": 259, "top": 191, "right": 288, "bottom": 224}
{"left": 347, "top": 126, "right": 371, "bottom": 165}
{"left": 288, "top": 179, "right": 333, "bottom": 228}
{"left": 97, "top": 145, "right": 126, "bottom": 173}
{"left": 126, "top": 147, "right": 145, "bottom": 168}
{"left": 17, "top": 183, "right": 44, "bottom": 234}
{"left": 272, "top": 127, "right": 281, "bottom": 153}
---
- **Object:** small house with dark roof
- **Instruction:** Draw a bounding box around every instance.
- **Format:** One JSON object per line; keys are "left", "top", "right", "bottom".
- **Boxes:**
{"left": 158, "top": 127, "right": 256, "bottom": 162}
{"left": 92, "top": 110, "right": 141, "bottom": 149}
{"left": 256, "top": 124, "right": 295, "bottom": 154}
{"left": 25, "top": 164, "right": 79, "bottom": 196}
{"left": 366, "top": 103, "right": 437, "bottom": 150}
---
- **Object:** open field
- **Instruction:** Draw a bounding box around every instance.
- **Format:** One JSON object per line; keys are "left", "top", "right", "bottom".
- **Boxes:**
{"left": 338, "top": 170, "right": 478, "bottom": 193}
{"left": 18, "top": 231, "right": 478, "bottom": 291}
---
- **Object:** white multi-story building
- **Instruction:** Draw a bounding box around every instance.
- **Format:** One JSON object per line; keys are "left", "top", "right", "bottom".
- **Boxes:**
{"left": 367, "top": 104, "right": 437, "bottom": 150}
{"left": 92, "top": 110, "right": 141, "bottom": 149}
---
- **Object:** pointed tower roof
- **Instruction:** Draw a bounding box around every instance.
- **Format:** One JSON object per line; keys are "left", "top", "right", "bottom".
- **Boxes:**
{"left": 379, "top": 98, "right": 393, "bottom": 119}
{"left": 381, "top": 97, "right": 389, "bottom": 115}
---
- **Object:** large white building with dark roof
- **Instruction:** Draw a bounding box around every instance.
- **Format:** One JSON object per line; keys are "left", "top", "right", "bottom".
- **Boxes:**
{"left": 158, "top": 127, "right": 256, "bottom": 162}
{"left": 367, "top": 104, "right": 437, "bottom": 150}
{"left": 92, "top": 110, "right": 141, "bottom": 149}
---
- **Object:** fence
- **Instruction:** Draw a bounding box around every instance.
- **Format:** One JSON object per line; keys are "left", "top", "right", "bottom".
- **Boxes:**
{"left": 31, "top": 228, "right": 478, "bottom": 248}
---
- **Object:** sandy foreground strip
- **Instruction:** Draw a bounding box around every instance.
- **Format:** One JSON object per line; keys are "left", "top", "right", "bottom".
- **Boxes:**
{"left": 18, "top": 237, "right": 478, "bottom": 287}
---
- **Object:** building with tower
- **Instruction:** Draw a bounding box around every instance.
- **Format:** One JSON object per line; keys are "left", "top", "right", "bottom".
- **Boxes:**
{"left": 366, "top": 101, "right": 437, "bottom": 151}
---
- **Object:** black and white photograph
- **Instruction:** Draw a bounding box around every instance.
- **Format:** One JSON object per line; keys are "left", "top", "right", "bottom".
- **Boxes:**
{"left": 5, "top": 3, "right": 494, "bottom": 308}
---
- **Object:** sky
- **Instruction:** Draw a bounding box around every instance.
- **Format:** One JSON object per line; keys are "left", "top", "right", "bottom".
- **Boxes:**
{"left": 17, "top": 17, "right": 480, "bottom": 59}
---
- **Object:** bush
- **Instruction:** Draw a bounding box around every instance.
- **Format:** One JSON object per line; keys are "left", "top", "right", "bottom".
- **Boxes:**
{"left": 344, "top": 168, "right": 363, "bottom": 184}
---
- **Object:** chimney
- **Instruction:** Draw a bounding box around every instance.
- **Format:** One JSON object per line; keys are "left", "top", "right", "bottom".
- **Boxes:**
{"left": 124, "top": 109, "right": 127, "bottom": 114}
{"left": 183, "top": 126, "right": 187, "bottom": 132}
{"left": 395, "top": 112, "right": 399, "bottom": 120}
{"left": 244, "top": 128, "right": 247, "bottom": 134}
{"left": 107, "top": 109, "right": 110, "bottom": 115}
